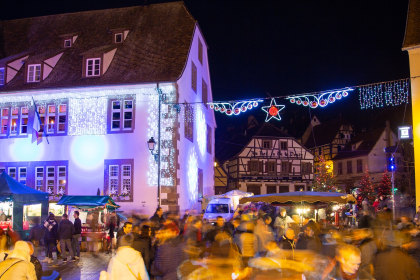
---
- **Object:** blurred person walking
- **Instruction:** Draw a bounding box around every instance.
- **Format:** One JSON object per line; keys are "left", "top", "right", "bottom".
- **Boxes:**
{"left": 101, "top": 234, "right": 149, "bottom": 280}
{"left": 233, "top": 220, "right": 257, "bottom": 266}
{"left": 27, "top": 241, "right": 42, "bottom": 280}
{"left": 57, "top": 213, "right": 75, "bottom": 263}
{"left": 402, "top": 228, "right": 420, "bottom": 264}
{"left": 205, "top": 216, "right": 232, "bottom": 243}
{"left": 274, "top": 208, "right": 292, "bottom": 238}
{"left": 254, "top": 214, "right": 274, "bottom": 255}
{"left": 0, "top": 241, "right": 37, "bottom": 279}
{"left": 28, "top": 217, "right": 44, "bottom": 258}
{"left": 71, "top": 210, "right": 81, "bottom": 260}
{"left": 42, "top": 213, "right": 58, "bottom": 263}
{"left": 132, "top": 225, "right": 151, "bottom": 273}
{"left": 279, "top": 228, "right": 295, "bottom": 260}
{"left": 116, "top": 222, "right": 133, "bottom": 245}
{"left": 296, "top": 224, "right": 321, "bottom": 253}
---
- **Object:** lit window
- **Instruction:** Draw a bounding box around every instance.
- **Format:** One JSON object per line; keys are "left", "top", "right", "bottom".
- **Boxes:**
{"left": 109, "top": 165, "right": 119, "bottom": 195}
{"left": 0, "top": 68, "right": 4, "bottom": 85}
{"left": 121, "top": 165, "right": 131, "bottom": 196}
{"left": 20, "top": 107, "right": 29, "bottom": 134}
{"left": 57, "top": 166, "right": 66, "bottom": 195}
{"left": 8, "top": 167, "right": 16, "bottom": 179}
{"left": 47, "top": 166, "right": 55, "bottom": 195}
{"left": 47, "top": 105, "right": 56, "bottom": 133}
{"left": 111, "top": 101, "right": 121, "bottom": 130}
{"left": 10, "top": 108, "right": 18, "bottom": 135}
{"left": 35, "top": 167, "right": 44, "bottom": 191}
{"left": 37, "top": 106, "right": 45, "bottom": 134}
{"left": 64, "top": 39, "right": 72, "bottom": 48}
{"left": 86, "top": 58, "right": 101, "bottom": 77}
{"left": 58, "top": 104, "right": 66, "bottom": 133}
{"left": 18, "top": 167, "right": 27, "bottom": 185}
{"left": 115, "top": 33, "right": 123, "bottom": 43}
{"left": 27, "top": 64, "right": 41, "bottom": 82}
{"left": 1, "top": 108, "right": 9, "bottom": 135}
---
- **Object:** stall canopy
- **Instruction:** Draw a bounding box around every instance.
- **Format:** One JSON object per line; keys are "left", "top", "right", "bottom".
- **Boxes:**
{"left": 239, "top": 191, "right": 356, "bottom": 205}
{"left": 57, "top": 195, "right": 120, "bottom": 211}
{"left": 0, "top": 172, "right": 49, "bottom": 233}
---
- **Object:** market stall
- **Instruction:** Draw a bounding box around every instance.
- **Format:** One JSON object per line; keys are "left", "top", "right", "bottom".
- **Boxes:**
{"left": 240, "top": 191, "right": 356, "bottom": 225}
{"left": 0, "top": 172, "right": 49, "bottom": 236}
{"left": 56, "top": 195, "right": 120, "bottom": 251}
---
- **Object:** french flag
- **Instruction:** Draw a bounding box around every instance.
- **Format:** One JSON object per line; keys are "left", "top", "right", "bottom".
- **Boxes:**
{"left": 31, "top": 97, "right": 44, "bottom": 144}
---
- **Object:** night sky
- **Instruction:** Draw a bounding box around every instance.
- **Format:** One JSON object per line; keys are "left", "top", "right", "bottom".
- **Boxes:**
{"left": 1, "top": 0, "right": 412, "bottom": 133}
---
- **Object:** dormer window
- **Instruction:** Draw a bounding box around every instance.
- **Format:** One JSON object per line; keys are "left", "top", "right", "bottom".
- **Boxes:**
{"left": 27, "top": 64, "right": 41, "bottom": 82}
{"left": 115, "top": 33, "right": 123, "bottom": 43}
{"left": 64, "top": 39, "right": 72, "bottom": 48}
{"left": 86, "top": 58, "right": 101, "bottom": 77}
{"left": 0, "top": 68, "right": 4, "bottom": 85}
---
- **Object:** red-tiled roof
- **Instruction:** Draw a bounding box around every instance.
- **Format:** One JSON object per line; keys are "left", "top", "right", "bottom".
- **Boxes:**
{"left": 403, "top": 0, "right": 420, "bottom": 48}
{"left": 0, "top": 2, "right": 196, "bottom": 91}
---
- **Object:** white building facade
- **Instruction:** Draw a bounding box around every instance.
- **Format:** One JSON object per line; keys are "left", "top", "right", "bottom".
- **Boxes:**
{"left": 0, "top": 2, "right": 216, "bottom": 215}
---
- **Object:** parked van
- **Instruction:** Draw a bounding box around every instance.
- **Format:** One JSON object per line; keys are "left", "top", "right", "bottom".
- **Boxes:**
{"left": 203, "top": 197, "right": 235, "bottom": 223}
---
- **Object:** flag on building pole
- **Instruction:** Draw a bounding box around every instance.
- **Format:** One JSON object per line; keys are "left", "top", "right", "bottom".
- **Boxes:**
{"left": 31, "top": 97, "right": 49, "bottom": 144}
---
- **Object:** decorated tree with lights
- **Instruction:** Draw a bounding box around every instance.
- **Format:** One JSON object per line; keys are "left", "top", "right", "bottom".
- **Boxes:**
{"left": 377, "top": 169, "right": 391, "bottom": 197}
{"left": 356, "top": 165, "right": 375, "bottom": 208}
{"left": 312, "top": 154, "right": 341, "bottom": 192}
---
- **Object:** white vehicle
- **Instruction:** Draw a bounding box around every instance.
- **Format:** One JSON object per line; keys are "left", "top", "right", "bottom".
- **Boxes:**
{"left": 203, "top": 197, "right": 235, "bottom": 223}
{"left": 203, "top": 190, "right": 253, "bottom": 223}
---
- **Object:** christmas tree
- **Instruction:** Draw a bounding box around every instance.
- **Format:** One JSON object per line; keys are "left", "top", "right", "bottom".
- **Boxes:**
{"left": 357, "top": 165, "right": 376, "bottom": 208}
{"left": 377, "top": 169, "right": 391, "bottom": 197}
{"left": 312, "top": 154, "right": 341, "bottom": 192}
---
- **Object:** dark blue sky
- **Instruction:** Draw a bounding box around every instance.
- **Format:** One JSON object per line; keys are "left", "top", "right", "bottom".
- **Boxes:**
{"left": 1, "top": 0, "right": 411, "bottom": 132}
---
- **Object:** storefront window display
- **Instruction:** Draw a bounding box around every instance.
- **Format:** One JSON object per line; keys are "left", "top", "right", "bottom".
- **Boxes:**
{"left": 23, "top": 204, "right": 41, "bottom": 230}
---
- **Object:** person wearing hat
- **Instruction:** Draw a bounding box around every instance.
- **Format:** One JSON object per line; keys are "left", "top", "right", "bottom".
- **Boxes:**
{"left": 101, "top": 234, "right": 149, "bottom": 280}
{"left": 0, "top": 240, "right": 37, "bottom": 279}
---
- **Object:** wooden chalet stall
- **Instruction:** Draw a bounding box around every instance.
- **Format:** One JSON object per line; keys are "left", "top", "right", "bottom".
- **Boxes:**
{"left": 216, "top": 122, "right": 314, "bottom": 195}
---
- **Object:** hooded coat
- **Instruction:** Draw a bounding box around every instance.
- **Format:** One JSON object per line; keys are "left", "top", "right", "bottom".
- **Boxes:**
{"left": 106, "top": 246, "right": 149, "bottom": 280}
{"left": 0, "top": 241, "right": 37, "bottom": 280}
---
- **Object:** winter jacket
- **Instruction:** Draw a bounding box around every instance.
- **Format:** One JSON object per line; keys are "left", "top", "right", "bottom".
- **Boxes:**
{"left": 105, "top": 246, "right": 149, "bottom": 280}
{"left": 205, "top": 224, "right": 233, "bottom": 243}
{"left": 374, "top": 247, "right": 420, "bottom": 280}
{"left": 0, "top": 249, "right": 37, "bottom": 280}
{"left": 30, "top": 255, "right": 43, "bottom": 280}
{"left": 403, "top": 234, "right": 420, "bottom": 264}
{"left": 330, "top": 263, "right": 374, "bottom": 280}
{"left": 254, "top": 221, "right": 275, "bottom": 253}
{"left": 233, "top": 223, "right": 257, "bottom": 258}
{"left": 132, "top": 232, "right": 151, "bottom": 271}
{"left": 153, "top": 235, "right": 187, "bottom": 280}
{"left": 278, "top": 235, "right": 295, "bottom": 260}
{"left": 28, "top": 225, "right": 44, "bottom": 244}
{"left": 74, "top": 218, "right": 82, "bottom": 235}
{"left": 43, "top": 219, "right": 58, "bottom": 244}
{"left": 358, "top": 238, "right": 377, "bottom": 273}
{"left": 57, "top": 219, "right": 75, "bottom": 240}
{"left": 296, "top": 234, "right": 322, "bottom": 253}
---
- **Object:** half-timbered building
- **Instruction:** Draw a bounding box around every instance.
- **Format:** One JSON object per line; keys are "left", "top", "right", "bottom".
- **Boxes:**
{"left": 216, "top": 121, "right": 314, "bottom": 195}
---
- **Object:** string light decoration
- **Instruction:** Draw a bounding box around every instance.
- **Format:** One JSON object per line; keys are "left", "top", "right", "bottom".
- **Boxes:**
{"left": 196, "top": 106, "right": 207, "bottom": 156}
{"left": 187, "top": 148, "right": 198, "bottom": 202}
{"left": 286, "top": 88, "right": 354, "bottom": 109}
{"left": 68, "top": 97, "right": 107, "bottom": 135}
{"left": 261, "top": 98, "right": 285, "bottom": 122}
{"left": 208, "top": 100, "right": 262, "bottom": 116}
{"left": 312, "top": 154, "right": 341, "bottom": 192}
{"left": 359, "top": 79, "right": 410, "bottom": 109}
{"left": 147, "top": 84, "right": 177, "bottom": 187}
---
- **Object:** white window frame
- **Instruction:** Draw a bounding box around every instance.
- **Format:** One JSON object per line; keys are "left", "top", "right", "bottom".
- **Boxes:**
{"left": 46, "top": 166, "right": 55, "bottom": 195}
{"left": 35, "top": 167, "right": 44, "bottom": 191}
{"left": 109, "top": 165, "right": 119, "bottom": 195}
{"left": 20, "top": 107, "right": 29, "bottom": 135}
{"left": 47, "top": 105, "right": 56, "bottom": 134}
{"left": 57, "top": 166, "right": 66, "bottom": 196}
{"left": 57, "top": 104, "right": 67, "bottom": 133}
{"left": 18, "top": 167, "right": 27, "bottom": 185}
{"left": 121, "top": 165, "right": 131, "bottom": 196}
{"left": 1, "top": 107, "right": 9, "bottom": 136}
{"left": 115, "top": 33, "right": 123, "bottom": 43}
{"left": 0, "top": 68, "right": 4, "bottom": 85}
{"left": 111, "top": 100, "right": 121, "bottom": 131}
{"left": 123, "top": 100, "right": 133, "bottom": 130}
{"left": 64, "top": 39, "right": 72, "bottom": 48}
{"left": 8, "top": 167, "right": 16, "bottom": 179}
{"left": 86, "top": 58, "right": 101, "bottom": 77}
{"left": 10, "top": 107, "right": 18, "bottom": 135}
{"left": 27, "top": 64, "right": 41, "bottom": 82}
{"left": 0, "top": 167, "right": 5, "bottom": 174}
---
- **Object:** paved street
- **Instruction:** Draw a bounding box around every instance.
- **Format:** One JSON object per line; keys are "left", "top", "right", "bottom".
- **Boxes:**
{"left": 40, "top": 252, "right": 110, "bottom": 280}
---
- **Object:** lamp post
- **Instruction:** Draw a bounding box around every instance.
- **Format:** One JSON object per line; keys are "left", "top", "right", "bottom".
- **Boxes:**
{"left": 147, "top": 86, "right": 165, "bottom": 207}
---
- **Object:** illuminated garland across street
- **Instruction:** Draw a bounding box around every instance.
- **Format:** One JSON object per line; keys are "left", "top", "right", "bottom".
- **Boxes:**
{"left": 262, "top": 98, "right": 285, "bottom": 122}
{"left": 286, "top": 88, "right": 354, "bottom": 108}
{"left": 359, "top": 79, "right": 410, "bottom": 109}
{"left": 208, "top": 100, "right": 263, "bottom": 116}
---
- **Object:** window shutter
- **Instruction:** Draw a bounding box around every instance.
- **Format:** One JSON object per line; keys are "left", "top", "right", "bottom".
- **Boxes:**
{"left": 309, "top": 163, "right": 312, "bottom": 174}
{"left": 248, "top": 161, "right": 252, "bottom": 172}
{"left": 265, "top": 162, "right": 269, "bottom": 173}
{"left": 288, "top": 162, "right": 292, "bottom": 173}
{"left": 259, "top": 161, "right": 263, "bottom": 172}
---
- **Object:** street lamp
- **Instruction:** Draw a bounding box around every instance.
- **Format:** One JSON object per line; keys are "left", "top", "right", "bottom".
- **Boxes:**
{"left": 147, "top": 137, "right": 159, "bottom": 163}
